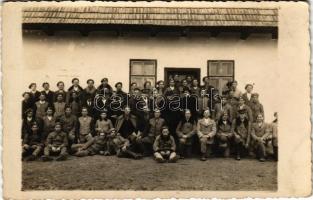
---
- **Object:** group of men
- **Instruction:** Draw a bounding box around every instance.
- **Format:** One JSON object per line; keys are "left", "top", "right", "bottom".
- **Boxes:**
{"left": 21, "top": 76, "right": 278, "bottom": 163}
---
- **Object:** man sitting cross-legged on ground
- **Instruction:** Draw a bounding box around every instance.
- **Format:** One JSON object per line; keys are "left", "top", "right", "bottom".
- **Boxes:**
{"left": 107, "top": 128, "right": 142, "bottom": 159}
{"left": 22, "top": 122, "right": 44, "bottom": 161}
{"left": 153, "top": 126, "right": 178, "bottom": 163}
{"left": 74, "top": 132, "right": 110, "bottom": 157}
{"left": 42, "top": 122, "right": 68, "bottom": 161}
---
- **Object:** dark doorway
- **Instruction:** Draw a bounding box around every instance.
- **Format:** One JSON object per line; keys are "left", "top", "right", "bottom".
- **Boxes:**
{"left": 164, "top": 68, "right": 201, "bottom": 86}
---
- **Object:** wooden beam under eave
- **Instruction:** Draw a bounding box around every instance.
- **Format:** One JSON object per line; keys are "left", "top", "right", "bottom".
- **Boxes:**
{"left": 240, "top": 31, "right": 251, "bottom": 40}
{"left": 43, "top": 28, "right": 54, "bottom": 36}
{"left": 210, "top": 30, "right": 220, "bottom": 38}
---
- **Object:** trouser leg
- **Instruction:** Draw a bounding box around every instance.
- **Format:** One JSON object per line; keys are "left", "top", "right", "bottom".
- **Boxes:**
{"left": 32, "top": 146, "right": 42, "bottom": 157}
{"left": 44, "top": 146, "right": 50, "bottom": 156}
{"left": 75, "top": 150, "right": 90, "bottom": 157}
{"left": 169, "top": 152, "right": 178, "bottom": 163}
{"left": 154, "top": 152, "right": 165, "bottom": 163}
{"left": 71, "top": 143, "right": 84, "bottom": 153}
{"left": 256, "top": 142, "right": 266, "bottom": 159}
{"left": 200, "top": 138, "right": 207, "bottom": 154}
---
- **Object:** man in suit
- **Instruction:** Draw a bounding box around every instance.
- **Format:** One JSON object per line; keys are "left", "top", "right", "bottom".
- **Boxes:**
{"left": 42, "top": 82, "right": 55, "bottom": 106}
{"left": 242, "top": 84, "right": 254, "bottom": 108}
{"left": 251, "top": 113, "right": 272, "bottom": 162}
{"left": 197, "top": 109, "right": 217, "bottom": 161}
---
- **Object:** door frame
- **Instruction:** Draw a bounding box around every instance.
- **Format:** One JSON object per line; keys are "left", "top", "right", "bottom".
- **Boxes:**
{"left": 164, "top": 67, "right": 201, "bottom": 85}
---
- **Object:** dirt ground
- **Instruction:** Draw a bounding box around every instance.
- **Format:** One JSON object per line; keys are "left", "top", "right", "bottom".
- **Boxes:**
{"left": 22, "top": 156, "right": 277, "bottom": 191}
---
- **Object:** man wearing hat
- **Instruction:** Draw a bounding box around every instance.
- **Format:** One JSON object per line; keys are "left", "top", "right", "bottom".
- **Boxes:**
{"left": 22, "top": 122, "right": 44, "bottom": 161}
{"left": 250, "top": 93, "right": 264, "bottom": 123}
{"left": 59, "top": 106, "right": 77, "bottom": 144}
{"left": 234, "top": 96, "right": 253, "bottom": 122}
{"left": 97, "top": 78, "right": 113, "bottom": 96}
{"left": 82, "top": 79, "right": 97, "bottom": 106}
{"left": 42, "top": 122, "right": 68, "bottom": 161}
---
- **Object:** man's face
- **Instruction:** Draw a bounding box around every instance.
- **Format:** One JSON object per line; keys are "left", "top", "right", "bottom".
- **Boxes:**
{"left": 154, "top": 111, "right": 161, "bottom": 118}
{"left": 116, "top": 84, "right": 122, "bottom": 91}
{"left": 32, "top": 125, "right": 39, "bottom": 132}
{"left": 222, "top": 113, "right": 228, "bottom": 121}
{"left": 174, "top": 75, "right": 179, "bottom": 81}
{"left": 204, "top": 77, "right": 209, "bottom": 84}
{"left": 31, "top": 84, "right": 37, "bottom": 91}
{"left": 58, "top": 83, "right": 64, "bottom": 90}
{"left": 169, "top": 80, "right": 175, "bottom": 87}
{"left": 100, "top": 113, "right": 107, "bottom": 119}
{"left": 99, "top": 133, "right": 106, "bottom": 140}
{"left": 55, "top": 125, "right": 62, "bottom": 132}
{"left": 57, "top": 95, "right": 63, "bottom": 102}
{"left": 131, "top": 83, "right": 137, "bottom": 89}
{"left": 221, "top": 97, "right": 227, "bottom": 104}
{"left": 39, "top": 94, "right": 45, "bottom": 101}
{"left": 239, "top": 99, "right": 245, "bottom": 105}
{"left": 102, "top": 80, "right": 108, "bottom": 85}
{"left": 162, "top": 129, "right": 170, "bottom": 137}
{"left": 252, "top": 96, "right": 259, "bottom": 103}
{"left": 43, "top": 84, "right": 49, "bottom": 90}
{"left": 159, "top": 82, "right": 165, "bottom": 88}
{"left": 47, "top": 109, "right": 53, "bottom": 116}
{"left": 73, "top": 80, "right": 79, "bottom": 86}
{"left": 256, "top": 114, "right": 264, "bottom": 123}
{"left": 124, "top": 108, "right": 131, "bottom": 115}
{"left": 203, "top": 110, "right": 210, "bottom": 118}
{"left": 182, "top": 80, "right": 188, "bottom": 86}
{"left": 65, "top": 108, "right": 72, "bottom": 115}
{"left": 81, "top": 109, "right": 88, "bottom": 116}
{"left": 27, "top": 111, "right": 33, "bottom": 118}
{"left": 110, "top": 130, "right": 116, "bottom": 137}
{"left": 246, "top": 85, "right": 253, "bottom": 93}
{"left": 133, "top": 90, "right": 140, "bottom": 97}
{"left": 87, "top": 81, "right": 94, "bottom": 88}
{"left": 200, "top": 89, "right": 206, "bottom": 97}
{"left": 192, "top": 80, "right": 198, "bottom": 86}
{"left": 187, "top": 76, "right": 192, "bottom": 82}
{"left": 232, "top": 82, "right": 237, "bottom": 88}
{"left": 239, "top": 113, "right": 246, "bottom": 120}
{"left": 185, "top": 112, "right": 191, "bottom": 119}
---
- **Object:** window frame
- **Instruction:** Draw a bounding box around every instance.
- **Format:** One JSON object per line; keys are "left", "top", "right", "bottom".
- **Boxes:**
{"left": 129, "top": 59, "right": 157, "bottom": 91}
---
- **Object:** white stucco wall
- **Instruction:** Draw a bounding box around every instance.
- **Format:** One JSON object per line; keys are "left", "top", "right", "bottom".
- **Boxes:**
{"left": 22, "top": 32, "right": 278, "bottom": 121}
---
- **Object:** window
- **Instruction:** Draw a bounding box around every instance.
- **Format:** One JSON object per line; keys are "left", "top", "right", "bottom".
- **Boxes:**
{"left": 207, "top": 60, "right": 234, "bottom": 94}
{"left": 130, "top": 59, "right": 157, "bottom": 90}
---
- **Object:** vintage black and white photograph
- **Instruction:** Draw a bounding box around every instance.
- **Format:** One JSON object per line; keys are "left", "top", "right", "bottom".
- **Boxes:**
{"left": 2, "top": 1, "right": 311, "bottom": 198}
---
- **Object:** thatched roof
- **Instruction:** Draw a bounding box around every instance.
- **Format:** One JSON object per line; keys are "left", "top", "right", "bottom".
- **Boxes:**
{"left": 23, "top": 7, "right": 278, "bottom": 27}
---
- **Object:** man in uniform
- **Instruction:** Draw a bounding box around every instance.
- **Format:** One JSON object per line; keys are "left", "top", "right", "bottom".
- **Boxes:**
{"left": 212, "top": 95, "right": 233, "bottom": 122}
{"left": 153, "top": 126, "right": 178, "bottom": 163}
{"left": 59, "top": 106, "right": 77, "bottom": 145}
{"left": 42, "top": 122, "right": 68, "bottom": 161}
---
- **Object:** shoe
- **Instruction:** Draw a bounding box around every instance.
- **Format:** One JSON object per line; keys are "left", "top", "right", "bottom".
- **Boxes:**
{"left": 56, "top": 155, "right": 67, "bottom": 161}
{"left": 259, "top": 157, "right": 266, "bottom": 162}
{"left": 134, "top": 154, "right": 143, "bottom": 160}
{"left": 41, "top": 156, "right": 53, "bottom": 162}
{"left": 26, "top": 155, "right": 37, "bottom": 161}
{"left": 200, "top": 156, "right": 207, "bottom": 161}
{"left": 180, "top": 155, "right": 185, "bottom": 159}
{"left": 155, "top": 157, "right": 166, "bottom": 163}
{"left": 236, "top": 155, "right": 241, "bottom": 160}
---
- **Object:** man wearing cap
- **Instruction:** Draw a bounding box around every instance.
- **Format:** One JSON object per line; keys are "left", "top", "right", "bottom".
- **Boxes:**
{"left": 197, "top": 109, "right": 217, "bottom": 161}
{"left": 97, "top": 78, "right": 113, "bottom": 96}
{"left": 250, "top": 93, "right": 264, "bottom": 123}
{"left": 59, "top": 106, "right": 77, "bottom": 144}
{"left": 251, "top": 113, "right": 272, "bottom": 162}
{"left": 153, "top": 126, "right": 178, "bottom": 163}
{"left": 242, "top": 84, "right": 254, "bottom": 108}
{"left": 232, "top": 108, "right": 251, "bottom": 160}
{"left": 42, "top": 122, "right": 68, "bottom": 161}
{"left": 75, "top": 132, "right": 110, "bottom": 157}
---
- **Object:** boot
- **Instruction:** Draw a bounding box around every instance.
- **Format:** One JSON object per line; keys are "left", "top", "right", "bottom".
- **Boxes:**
{"left": 41, "top": 155, "right": 53, "bottom": 162}
{"left": 56, "top": 154, "right": 67, "bottom": 161}
{"left": 26, "top": 155, "right": 37, "bottom": 161}
{"left": 200, "top": 153, "right": 207, "bottom": 161}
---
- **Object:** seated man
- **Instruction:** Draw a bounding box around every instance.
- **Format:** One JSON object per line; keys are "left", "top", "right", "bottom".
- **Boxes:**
{"left": 251, "top": 113, "right": 272, "bottom": 162}
{"left": 74, "top": 132, "right": 109, "bottom": 157}
{"left": 153, "top": 126, "right": 178, "bottom": 163}
{"left": 107, "top": 128, "right": 142, "bottom": 159}
{"left": 42, "top": 122, "right": 68, "bottom": 161}
{"left": 71, "top": 107, "right": 94, "bottom": 153}
{"left": 176, "top": 109, "right": 196, "bottom": 159}
{"left": 232, "top": 109, "right": 251, "bottom": 160}
{"left": 216, "top": 112, "right": 233, "bottom": 158}
{"left": 140, "top": 109, "right": 166, "bottom": 155}
{"left": 197, "top": 109, "right": 217, "bottom": 161}
{"left": 22, "top": 122, "right": 44, "bottom": 161}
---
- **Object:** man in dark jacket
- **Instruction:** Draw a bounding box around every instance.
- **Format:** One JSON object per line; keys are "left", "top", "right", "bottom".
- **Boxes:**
{"left": 153, "top": 126, "right": 178, "bottom": 163}
{"left": 22, "top": 122, "right": 44, "bottom": 161}
{"left": 74, "top": 132, "right": 110, "bottom": 157}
